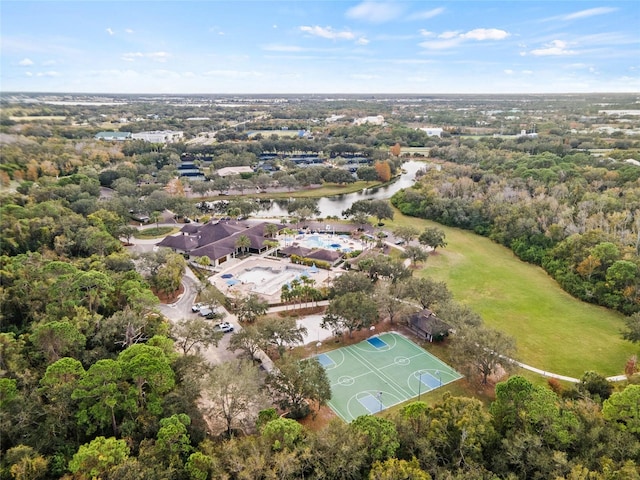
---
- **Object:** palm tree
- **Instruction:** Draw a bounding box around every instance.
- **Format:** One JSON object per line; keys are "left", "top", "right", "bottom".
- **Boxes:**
{"left": 263, "top": 239, "right": 279, "bottom": 257}
{"left": 282, "top": 228, "right": 295, "bottom": 246}
{"left": 265, "top": 223, "right": 279, "bottom": 238}
{"left": 235, "top": 234, "right": 251, "bottom": 257}
{"left": 149, "top": 211, "right": 161, "bottom": 232}
{"left": 281, "top": 284, "right": 292, "bottom": 307}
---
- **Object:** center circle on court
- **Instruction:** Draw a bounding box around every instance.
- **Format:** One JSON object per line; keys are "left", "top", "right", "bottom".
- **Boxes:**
{"left": 394, "top": 356, "right": 410, "bottom": 366}
{"left": 338, "top": 376, "right": 355, "bottom": 386}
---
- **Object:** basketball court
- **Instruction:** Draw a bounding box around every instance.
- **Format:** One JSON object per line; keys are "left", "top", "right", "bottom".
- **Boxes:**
{"left": 316, "top": 332, "right": 462, "bottom": 422}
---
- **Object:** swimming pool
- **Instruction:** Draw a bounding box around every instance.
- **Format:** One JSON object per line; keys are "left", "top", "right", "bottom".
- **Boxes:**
{"left": 236, "top": 265, "right": 307, "bottom": 296}
{"left": 298, "top": 234, "right": 354, "bottom": 252}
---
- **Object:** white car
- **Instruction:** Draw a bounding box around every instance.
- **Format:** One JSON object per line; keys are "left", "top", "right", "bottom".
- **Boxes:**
{"left": 214, "top": 322, "right": 234, "bottom": 333}
{"left": 191, "top": 302, "right": 204, "bottom": 312}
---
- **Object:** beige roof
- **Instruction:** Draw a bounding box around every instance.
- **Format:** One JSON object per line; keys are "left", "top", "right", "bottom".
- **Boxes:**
{"left": 216, "top": 166, "right": 254, "bottom": 177}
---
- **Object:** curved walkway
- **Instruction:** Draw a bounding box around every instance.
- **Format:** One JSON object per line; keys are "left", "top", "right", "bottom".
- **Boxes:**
{"left": 513, "top": 360, "right": 627, "bottom": 383}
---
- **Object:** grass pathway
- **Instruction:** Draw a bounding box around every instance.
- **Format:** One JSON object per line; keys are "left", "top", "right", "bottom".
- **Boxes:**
{"left": 388, "top": 213, "right": 636, "bottom": 378}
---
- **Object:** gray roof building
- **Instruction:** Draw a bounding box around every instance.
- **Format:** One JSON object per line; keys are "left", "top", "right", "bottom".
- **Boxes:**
{"left": 95, "top": 131, "right": 132, "bottom": 141}
{"left": 408, "top": 309, "right": 453, "bottom": 342}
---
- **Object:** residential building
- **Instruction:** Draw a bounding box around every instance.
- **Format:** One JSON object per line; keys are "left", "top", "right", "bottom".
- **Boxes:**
{"left": 131, "top": 130, "right": 184, "bottom": 143}
{"left": 94, "top": 131, "right": 132, "bottom": 141}
{"left": 353, "top": 115, "right": 384, "bottom": 126}
{"left": 420, "top": 127, "right": 444, "bottom": 137}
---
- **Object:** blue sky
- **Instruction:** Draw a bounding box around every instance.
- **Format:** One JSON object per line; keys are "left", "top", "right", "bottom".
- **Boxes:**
{"left": 1, "top": 1, "right": 638, "bottom": 94}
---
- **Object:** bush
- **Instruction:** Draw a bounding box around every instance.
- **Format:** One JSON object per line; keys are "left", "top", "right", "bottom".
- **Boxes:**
{"left": 289, "top": 255, "right": 331, "bottom": 270}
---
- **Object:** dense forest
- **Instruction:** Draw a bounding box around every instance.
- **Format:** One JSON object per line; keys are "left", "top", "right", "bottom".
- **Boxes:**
{"left": 1, "top": 94, "right": 640, "bottom": 479}
{"left": 392, "top": 141, "right": 640, "bottom": 315}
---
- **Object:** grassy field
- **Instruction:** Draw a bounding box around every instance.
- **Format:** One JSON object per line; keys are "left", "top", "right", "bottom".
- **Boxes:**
{"left": 9, "top": 115, "right": 68, "bottom": 122}
{"left": 247, "top": 130, "right": 304, "bottom": 138}
{"left": 134, "top": 226, "right": 179, "bottom": 239}
{"left": 205, "top": 180, "right": 385, "bottom": 203}
{"left": 388, "top": 211, "right": 636, "bottom": 378}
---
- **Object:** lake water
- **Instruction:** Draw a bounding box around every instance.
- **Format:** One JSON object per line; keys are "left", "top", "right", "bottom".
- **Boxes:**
{"left": 254, "top": 160, "right": 426, "bottom": 218}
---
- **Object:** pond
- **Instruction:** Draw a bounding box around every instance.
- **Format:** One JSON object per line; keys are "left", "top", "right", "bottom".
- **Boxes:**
{"left": 254, "top": 160, "right": 427, "bottom": 218}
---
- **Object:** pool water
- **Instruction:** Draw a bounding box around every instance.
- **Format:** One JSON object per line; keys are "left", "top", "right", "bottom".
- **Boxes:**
{"left": 300, "top": 234, "right": 351, "bottom": 250}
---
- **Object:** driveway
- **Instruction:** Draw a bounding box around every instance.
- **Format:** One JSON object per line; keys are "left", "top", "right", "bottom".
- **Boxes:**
{"left": 125, "top": 226, "right": 240, "bottom": 364}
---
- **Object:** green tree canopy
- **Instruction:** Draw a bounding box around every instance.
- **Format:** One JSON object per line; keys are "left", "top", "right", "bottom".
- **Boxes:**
{"left": 603, "top": 384, "right": 640, "bottom": 435}
{"left": 322, "top": 291, "right": 379, "bottom": 338}
{"left": 267, "top": 356, "right": 331, "bottom": 419}
{"left": 68, "top": 436, "right": 130, "bottom": 479}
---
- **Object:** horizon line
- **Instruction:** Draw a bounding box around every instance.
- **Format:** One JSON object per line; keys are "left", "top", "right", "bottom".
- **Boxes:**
{"left": 3, "top": 91, "right": 639, "bottom": 96}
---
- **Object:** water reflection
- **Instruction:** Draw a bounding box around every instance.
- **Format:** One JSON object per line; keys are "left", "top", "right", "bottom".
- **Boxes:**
{"left": 254, "top": 160, "right": 426, "bottom": 218}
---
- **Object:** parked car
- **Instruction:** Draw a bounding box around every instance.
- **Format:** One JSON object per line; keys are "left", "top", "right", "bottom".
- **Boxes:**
{"left": 213, "top": 322, "right": 234, "bottom": 333}
{"left": 199, "top": 307, "right": 213, "bottom": 317}
{"left": 191, "top": 302, "right": 204, "bottom": 312}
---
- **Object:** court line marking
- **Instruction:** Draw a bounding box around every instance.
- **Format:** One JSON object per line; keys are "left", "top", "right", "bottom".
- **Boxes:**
{"left": 347, "top": 345, "right": 412, "bottom": 399}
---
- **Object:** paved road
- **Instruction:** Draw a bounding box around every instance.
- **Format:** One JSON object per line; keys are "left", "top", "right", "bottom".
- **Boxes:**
{"left": 126, "top": 236, "right": 241, "bottom": 365}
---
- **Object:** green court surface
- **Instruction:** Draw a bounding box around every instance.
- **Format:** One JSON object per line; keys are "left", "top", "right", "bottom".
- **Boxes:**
{"left": 317, "top": 332, "right": 462, "bottom": 422}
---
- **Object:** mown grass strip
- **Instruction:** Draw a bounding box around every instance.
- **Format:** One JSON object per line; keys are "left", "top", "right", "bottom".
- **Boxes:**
{"left": 387, "top": 211, "right": 635, "bottom": 378}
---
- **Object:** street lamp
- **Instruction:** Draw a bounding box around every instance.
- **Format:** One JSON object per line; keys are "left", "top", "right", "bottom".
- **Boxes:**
{"left": 315, "top": 341, "right": 322, "bottom": 354}
{"left": 435, "top": 370, "right": 441, "bottom": 387}
{"left": 377, "top": 391, "right": 383, "bottom": 412}
{"left": 417, "top": 371, "right": 422, "bottom": 401}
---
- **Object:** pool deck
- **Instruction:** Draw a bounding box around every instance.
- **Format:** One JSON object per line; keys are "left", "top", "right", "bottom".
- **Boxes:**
{"left": 210, "top": 255, "right": 333, "bottom": 304}
{"left": 281, "top": 232, "right": 365, "bottom": 253}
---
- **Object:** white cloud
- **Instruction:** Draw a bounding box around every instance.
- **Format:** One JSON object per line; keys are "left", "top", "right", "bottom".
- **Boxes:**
{"left": 42, "top": 60, "right": 57, "bottom": 66}
{"left": 419, "top": 27, "right": 509, "bottom": 50}
{"left": 125, "top": 28, "right": 134, "bottom": 34}
{"left": 419, "top": 38, "right": 462, "bottom": 50}
{"left": 106, "top": 28, "right": 114, "bottom": 36}
{"left": 522, "top": 70, "right": 533, "bottom": 75}
{"left": 36, "top": 71, "right": 60, "bottom": 77}
{"left": 419, "top": 29, "right": 435, "bottom": 37}
{"left": 122, "top": 52, "right": 144, "bottom": 62}
{"left": 345, "top": 2, "right": 404, "bottom": 23}
{"left": 460, "top": 28, "right": 510, "bottom": 41}
{"left": 273, "top": 24, "right": 278, "bottom": 29}
{"left": 563, "top": 7, "right": 617, "bottom": 20}
{"left": 18, "top": 58, "right": 34, "bottom": 66}
{"left": 300, "top": 25, "right": 355, "bottom": 41}
{"left": 408, "top": 7, "right": 445, "bottom": 20}
{"left": 530, "top": 40, "right": 576, "bottom": 56}
{"left": 504, "top": 69, "right": 514, "bottom": 75}
{"left": 439, "top": 31, "right": 460, "bottom": 40}
{"left": 356, "top": 37, "right": 370, "bottom": 46}
{"left": 25, "top": 72, "right": 33, "bottom": 77}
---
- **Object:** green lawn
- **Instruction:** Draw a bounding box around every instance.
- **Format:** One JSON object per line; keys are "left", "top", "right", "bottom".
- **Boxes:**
{"left": 203, "top": 180, "right": 384, "bottom": 203}
{"left": 134, "top": 226, "right": 178, "bottom": 239}
{"left": 388, "top": 212, "right": 636, "bottom": 378}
